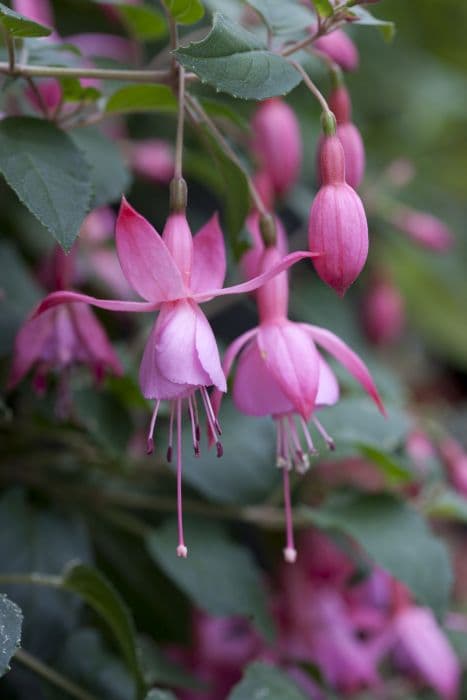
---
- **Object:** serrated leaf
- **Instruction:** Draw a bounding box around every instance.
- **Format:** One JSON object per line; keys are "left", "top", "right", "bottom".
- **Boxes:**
{"left": 228, "top": 662, "right": 307, "bottom": 700}
{"left": 174, "top": 13, "right": 302, "bottom": 100}
{"left": 0, "top": 117, "right": 92, "bottom": 251}
{"left": 118, "top": 5, "right": 167, "bottom": 40}
{"left": 314, "top": 492, "right": 452, "bottom": 615}
{"left": 165, "top": 0, "right": 204, "bottom": 25}
{"left": 106, "top": 85, "right": 177, "bottom": 114}
{"left": 246, "top": 0, "right": 314, "bottom": 35}
{"left": 71, "top": 127, "right": 130, "bottom": 208}
{"left": 0, "top": 2, "right": 51, "bottom": 37}
{"left": 62, "top": 563, "right": 145, "bottom": 696}
{"left": 348, "top": 6, "right": 395, "bottom": 42}
{"left": 146, "top": 518, "right": 275, "bottom": 641}
{"left": 0, "top": 595, "right": 22, "bottom": 678}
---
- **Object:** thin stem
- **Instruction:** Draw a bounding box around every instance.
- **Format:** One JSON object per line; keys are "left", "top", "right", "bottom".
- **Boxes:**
{"left": 174, "top": 65, "right": 185, "bottom": 180}
{"left": 0, "top": 61, "right": 172, "bottom": 83}
{"left": 15, "top": 648, "right": 99, "bottom": 700}
{"left": 25, "top": 76, "right": 50, "bottom": 118}
{"left": 186, "top": 93, "right": 268, "bottom": 216}
{"left": 290, "top": 60, "right": 330, "bottom": 113}
{"left": 3, "top": 30, "right": 15, "bottom": 72}
{"left": 0, "top": 573, "right": 61, "bottom": 587}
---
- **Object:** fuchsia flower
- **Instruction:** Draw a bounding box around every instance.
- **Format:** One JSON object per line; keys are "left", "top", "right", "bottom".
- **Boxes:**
{"left": 34, "top": 198, "right": 312, "bottom": 556}
{"left": 313, "top": 29, "right": 359, "bottom": 72}
{"left": 212, "top": 245, "right": 384, "bottom": 562}
{"left": 124, "top": 139, "right": 175, "bottom": 184}
{"left": 309, "top": 133, "right": 369, "bottom": 295}
{"left": 362, "top": 275, "right": 405, "bottom": 346}
{"left": 326, "top": 85, "right": 365, "bottom": 189}
{"left": 251, "top": 98, "right": 302, "bottom": 198}
{"left": 392, "top": 208, "right": 455, "bottom": 251}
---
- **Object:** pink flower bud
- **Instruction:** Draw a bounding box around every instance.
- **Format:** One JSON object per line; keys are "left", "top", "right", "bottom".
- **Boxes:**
{"left": 309, "top": 135, "right": 368, "bottom": 295}
{"left": 362, "top": 276, "right": 404, "bottom": 345}
{"left": 392, "top": 209, "right": 454, "bottom": 251}
{"left": 251, "top": 98, "right": 302, "bottom": 197}
{"left": 314, "top": 30, "right": 359, "bottom": 72}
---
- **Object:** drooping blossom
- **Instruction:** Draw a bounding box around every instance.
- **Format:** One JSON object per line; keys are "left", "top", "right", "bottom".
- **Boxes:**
{"left": 313, "top": 29, "right": 359, "bottom": 72}
{"left": 325, "top": 85, "right": 365, "bottom": 189}
{"left": 34, "top": 198, "right": 313, "bottom": 556}
{"left": 212, "top": 243, "right": 384, "bottom": 561}
{"left": 251, "top": 98, "right": 302, "bottom": 199}
{"left": 309, "top": 132, "right": 369, "bottom": 295}
{"left": 362, "top": 274, "right": 405, "bottom": 346}
{"left": 391, "top": 208, "right": 455, "bottom": 251}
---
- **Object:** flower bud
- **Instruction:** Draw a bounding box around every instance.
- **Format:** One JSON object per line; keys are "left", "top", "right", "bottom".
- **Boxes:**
{"left": 309, "top": 135, "right": 368, "bottom": 296}
{"left": 251, "top": 98, "right": 302, "bottom": 197}
{"left": 392, "top": 209, "right": 454, "bottom": 251}
{"left": 314, "top": 30, "right": 359, "bottom": 72}
{"left": 362, "top": 276, "right": 404, "bottom": 345}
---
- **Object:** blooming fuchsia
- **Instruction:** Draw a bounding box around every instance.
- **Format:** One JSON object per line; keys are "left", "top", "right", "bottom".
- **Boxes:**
{"left": 212, "top": 245, "right": 384, "bottom": 563}
{"left": 34, "top": 198, "right": 315, "bottom": 557}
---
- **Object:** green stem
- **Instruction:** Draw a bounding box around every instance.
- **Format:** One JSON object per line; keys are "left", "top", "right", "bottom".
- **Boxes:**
{"left": 0, "top": 61, "right": 172, "bottom": 82}
{"left": 3, "top": 30, "right": 15, "bottom": 72}
{"left": 14, "top": 648, "right": 99, "bottom": 700}
{"left": 0, "top": 573, "right": 61, "bottom": 586}
{"left": 290, "top": 60, "right": 331, "bottom": 114}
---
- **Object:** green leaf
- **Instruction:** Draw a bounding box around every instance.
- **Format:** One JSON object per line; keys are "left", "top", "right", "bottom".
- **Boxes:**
{"left": 314, "top": 491, "right": 452, "bottom": 615}
{"left": 312, "top": 0, "right": 333, "bottom": 18}
{"left": 106, "top": 85, "right": 177, "bottom": 114}
{"left": 246, "top": 0, "right": 314, "bottom": 35}
{"left": 62, "top": 563, "right": 145, "bottom": 696}
{"left": 200, "top": 97, "right": 248, "bottom": 129}
{"left": 0, "top": 118, "right": 92, "bottom": 251}
{"left": 74, "top": 388, "right": 133, "bottom": 456}
{"left": 358, "top": 444, "right": 413, "bottom": 486}
{"left": 138, "top": 636, "right": 203, "bottom": 691}
{"left": 347, "top": 6, "right": 395, "bottom": 42}
{"left": 71, "top": 127, "right": 131, "bottom": 208}
{"left": 0, "top": 2, "right": 51, "bottom": 37}
{"left": 146, "top": 518, "right": 275, "bottom": 641}
{"left": 0, "top": 595, "right": 22, "bottom": 678}
{"left": 165, "top": 0, "right": 205, "bottom": 25}
{"left": 228, "top": 662, "right": 307, "bottom": 700}
{"left": 145, "top": 691, "right": 177, "bottom": 700}
{"left": 60, "top": 77, "right": 101, "bottom": 103}
{"left": 118, "top": 5, "right": 167, "bottom": 41}
{"left": 424, "top": 488, "right": 467, "bottom": 523}
{"left": 174, "top": 14, "right": 302, "bottom": 100}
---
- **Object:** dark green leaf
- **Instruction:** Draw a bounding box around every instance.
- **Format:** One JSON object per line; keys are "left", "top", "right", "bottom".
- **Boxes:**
{"left": 165, "top": 0, "right": 205, "bottom": 25}
{"left": 106, "top": 85, "right": 177, "bottom": 114}
{"left": 0, "top": 595, "right": 22, "bottom": 678}
{"left": 71, "top": 127, "right": 131, "bottom": 208}
{"left": 200, "top": 97, "right": 248, "bottom": 129}
{"left": 62, "top": 563, "right": 145, "bottom": 695}
{"left": 347, "top": 6, "right": 395, "bottom": 41}
{"left": 228, "top": 662, "right": 307, "bottom": 700}
{"left": 0, "top": 118, "right": 92, "bottom": 251}
{"left": 246, "top": 0, "right": 314, "bottom": 35}
{"left": 312, "top": 0, "right": 333, "bottom": 18}
{"left": 138, "top": 636, "right": 203, "bottom": 691}
{"left": 314, "top": 491, "right": 452, "bottom": 615}
{"left": 0, "top": 2, "right": 51, "bottom": 37}
{"left": 146, "top": 518, "right": 275, "bottom": 641}
{"left": 118, "top": 5, "right": 167, "bottom": 40}
{"left": 174, "top": 14, "right": 302, "bottom": 100}
{"left": 60, "top": 77, "right": 101, "bottom": 103}
{"left": 358, "top": 444, "right": 413, "bottom": 485}
{"left": 74, "top": 388, "right": 133, "bottom": 456}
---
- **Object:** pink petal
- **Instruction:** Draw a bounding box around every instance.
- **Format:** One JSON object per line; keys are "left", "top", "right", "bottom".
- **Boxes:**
{"left": 194, "top": 305, "right": 226, "bottom": 392}
{"left": 7, "top": 310, "right": 55, "bottom": 389}
{"left": 139, "top": 320, "right": 193, "bottom": 400}
{"left": 69, "top": 304, "right": 123, "bottom": 376}
{"left": 116, "top": 197, "right": 186, "bottom": 302}
{"left": 306, "top": 324, "right": 385, "bottom": 415}
{"left": 12, "top": 0, "right": 54, "bottom": 28}
{"left": 66, "top": 33, "right": 138, "bottom": 62}
{"left": 233, "top": 339, "right": 293, "bottom": 416}
{"left": 258, "top": 321, "right": 320, "bottom": 420}
{"left": 193, "top": 251, "right": 316, "bottom": 302}
{"left": 316, "top": 357, "right": 340, "bottom": 407}
{"left": 190, "top": 213, "right": 226, "bottom": 296}
{"left": 34, "top": 290, "right": 158, "bottom": 316}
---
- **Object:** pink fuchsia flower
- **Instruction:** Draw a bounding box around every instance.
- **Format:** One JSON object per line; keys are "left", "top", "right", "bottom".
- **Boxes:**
{"left": 251, "top": 98, "right": 302, "bottom": 199}
{"left": 361, "top": 274, "right": 405, "bottom": 346}
{"left": 124, "top": 139, "right": 175, "bottom": 184}
{"left": 309, "top": 133, "right": 369, "bottom": 295}
{"left": 392, "top": 208, "right": 455, "bottom": 251}
{"left": 313, "top": 29, "right": 359, "bottom": 72}
{"left": 326, "top": 85, "right": 365, "bottom": 189}
{"left": 35, "top": 198, "right": 312, "bottom": 557}
{"left": 213, "top": 246, "right": 384, "bottom": 562}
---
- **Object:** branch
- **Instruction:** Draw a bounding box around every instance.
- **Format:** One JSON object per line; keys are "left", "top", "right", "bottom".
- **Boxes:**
{"left": 0, "top": 61, "right": 173, "bottom": 83}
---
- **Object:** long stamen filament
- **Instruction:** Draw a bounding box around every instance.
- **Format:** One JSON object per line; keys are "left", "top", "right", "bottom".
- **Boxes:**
{"left": 176, "top": 398, "right": 187, "bottom": 558}
{"left": 188, "top": 395, "right": 200, "bottom": 456}
{"left": 313, "top": 416, "right": 336, "bottom": 450}
{"left": 147, "top": 399, "right": 161, "bottom": 454}
{"left": 282, "top": 467, "right": 297, "bottom": 564}
{"left": 167, "top": 402, "right": 175, "bottom": 462}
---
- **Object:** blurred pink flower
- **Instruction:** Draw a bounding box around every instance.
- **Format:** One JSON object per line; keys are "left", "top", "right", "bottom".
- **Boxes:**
{"left": 362, "top": 275, "right": 405, "bottom": 346}
{"left": 439, "top": 438, "right": 467, "bottom": 498}
{"left": 392, "top": 209, "right": 455, "bottom": 251}
{"left": 124, "top": 139, "right": 175, "bottom": 184}
{"left": 313, "top": 30, "right": 359, "bottom": 72}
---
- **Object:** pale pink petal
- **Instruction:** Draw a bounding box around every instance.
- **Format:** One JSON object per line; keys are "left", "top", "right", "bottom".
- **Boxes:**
{"left": 7, "top": 310, "right": 55, "bottom": 389}
{"left": 193, "top": 251, "right": 316, "bottom": 302}
{"left": 190, "top": 213, "right": 226, "bottom": 295}
{"left": 306, "top": 324, "right": 385, "bottom": 414}
{"left": 210, "top": 328, "right": 258, "bottom": 422}
{"left": 139, "top": 320, "right": 193, "bottom": 400}
{"left": 316, "top": 356, "right": 340, "bottom": 407}
{"left": 155, "top": 300, "right": 211, "bottom": 387}
{"left": 70, "top": 304, "right": 123, "bottom": 376}
{"left": 12, "top": 0, "right": 54, "bottom": 28}
{"left": 233, "top": 339, "right": 293, "bottom": 416}
{"left": 258, "top": 321, "right": 320, "bottom": 420}
{"left": 194, "top": 305, "right": 226, "bottom": 392}
{"left": 116, "top": 197, "right": 186, "bottom": 302}
{"left": 35, "top": 290, "right": 158, "bottom": 316}
{"left": 66, "top": 33, "right": 137, "bottom": 62}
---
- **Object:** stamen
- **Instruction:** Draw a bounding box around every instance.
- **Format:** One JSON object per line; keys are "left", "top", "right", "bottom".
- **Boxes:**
{"left": 299, "top": 416, "right": 318, "bottom": 455}
{"left": 167, "top": 402, "right": 175, "bottom": 462}
{"left": 282, "top": 467, "right": 297, "bottom": 564}
{"left": 147, "top": 400, "right": 161, "bottom": 454}
{"left": 200, "top": 387, "right": 223, "bottom": 458}
{"left": 287, "top": 416, "right": 310, "bottom": 474}
{"left": 313, "top": 416, "right": 336, "bottom": 450}
{"left": 191, "top": 392, "right": 201, "bottom": 442}
{"left": 188, "top": 395, "right": 200, "bottom": 457}
{"left": 275, "top": 418, "right": 288, "bottom": 469}
{"left": 201, "top": 387, "right": 222, "bottom": 435}
{"left": 176, "top": 399, "right": 187, "bottom": 558}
